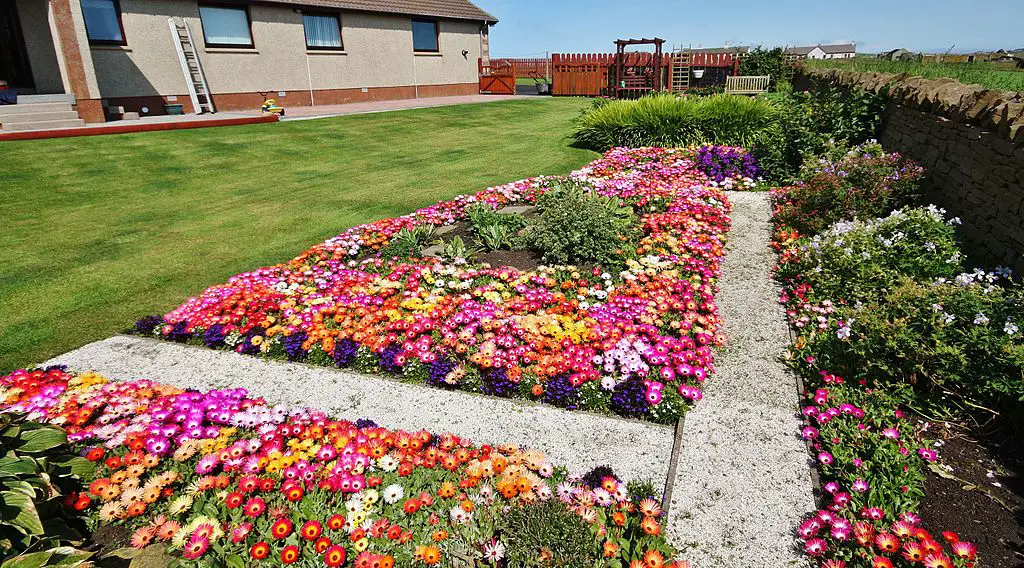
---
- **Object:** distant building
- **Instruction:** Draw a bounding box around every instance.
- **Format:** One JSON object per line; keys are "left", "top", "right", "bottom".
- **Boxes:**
{"left": 879, "top": 48, "right": 915, "bottom": 61}
{"left": 785, "top": 43, "right": 856, "bottom": 60}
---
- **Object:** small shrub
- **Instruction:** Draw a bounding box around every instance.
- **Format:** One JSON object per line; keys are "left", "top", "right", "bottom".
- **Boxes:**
{"left": 527, "top": 184, "right": 637, "bottom": 267}
{"left": 771, "top": 141, "right": 923, "bottom": 235}
{"left": 738, "top": 46, "right": 794, "bottom": 89}
{"left": 755, "top": 86, "right": 887, "bottom": 182}
{"left": 796, "top": 275, "right": 1024, "bottom": 425}
{"left": 776, "top": 206, "right": 963, "bottom": 307}
{"left": 500, "top": 499, "right": 601, "bottom": 567}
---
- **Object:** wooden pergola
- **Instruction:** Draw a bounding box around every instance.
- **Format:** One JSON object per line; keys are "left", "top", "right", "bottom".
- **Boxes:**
{"left": 613, "top": 37, "right": 665, "bottom": 99}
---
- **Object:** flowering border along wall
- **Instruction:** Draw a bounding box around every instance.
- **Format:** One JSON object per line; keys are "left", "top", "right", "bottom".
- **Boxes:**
{"left": 769, "top": 144, "right": 981, "bottom": 568}
{"left": 136, "top": 146, "right": 758, "bottom": 424}
{"left": 1, "top": 367, "right": 687, "bottom": 567}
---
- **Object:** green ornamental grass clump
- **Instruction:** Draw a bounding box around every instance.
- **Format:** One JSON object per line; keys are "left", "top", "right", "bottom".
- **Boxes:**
{"left": 572, "top": 93, "right": 780, "bottom": 151}
{"left": 500, "top": 499, "right": 601, "bottom": 567}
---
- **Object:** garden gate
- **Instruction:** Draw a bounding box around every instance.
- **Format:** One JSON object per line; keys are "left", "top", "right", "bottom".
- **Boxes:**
{"left": 478, "top": 59, "right": 516, "bottom": 95}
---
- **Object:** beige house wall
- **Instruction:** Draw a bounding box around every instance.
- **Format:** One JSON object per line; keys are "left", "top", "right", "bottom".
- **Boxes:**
{"left": 16, "top": 0, "right": 66, "bottom": 93}
{"left": 88, "top": 0, "right": 484, "bottom": 100}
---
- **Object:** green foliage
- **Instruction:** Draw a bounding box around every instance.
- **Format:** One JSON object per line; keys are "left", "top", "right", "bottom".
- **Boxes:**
{"left": 572, "top": 93, "right": 780, "bottom": 151}
{"left": 777, "top": 207, "right": 963, "bottom": 306}
{"left": 798, "top": 278, "right": 1024, "bottom": 425}
{"left": 527, "top": 184, "right": 637, "bottom": 267}
{"left": 438, "top": 236, "right": 482, "bottom": 261}
{"left": 500, "top": 499, "right": 601, "bottom": 567}
{"left": 738, "top": 46, "right": 795, "bottom": 89}
{"left": 0, "top": 414, "right": 94, "bottom": 565}
{"left": 772, "top": 141, "right": 923, "bottom": 235}
{"left": 378, "top": 225, "right": 435, "bottom": 260}
{"left": 803, "top": 58, "right": 1024, "bottom": 91}
{"left": 466, "top": 203, "right": 527, "bottom": 251}
{"left": 755, "top": 85, "right": 887, "bottom": 182}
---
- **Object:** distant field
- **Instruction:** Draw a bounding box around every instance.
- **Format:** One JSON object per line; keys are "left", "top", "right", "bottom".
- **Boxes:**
{"left": 803, "top": 58, "right": 1024, "bottom": 91}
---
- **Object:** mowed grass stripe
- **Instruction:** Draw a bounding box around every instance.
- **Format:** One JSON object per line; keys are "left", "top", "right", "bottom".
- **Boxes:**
{"left": 0, "top": 98, "right": 596, "bottom": 370}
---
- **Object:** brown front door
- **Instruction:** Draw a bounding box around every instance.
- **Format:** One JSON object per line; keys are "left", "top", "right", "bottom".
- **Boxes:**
{"left": 0, "top": 0, "right": 34, "bottom": 89}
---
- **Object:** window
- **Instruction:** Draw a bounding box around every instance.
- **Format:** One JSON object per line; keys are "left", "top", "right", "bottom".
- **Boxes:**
{"left": 303, "top": 13, "right": 342, "bottom": 50}
{"left": 411, "top": 18, "right": 438, "bottom": 52}
{"left": 81, "top": 0, "right": 125, "bottom": 44}
{"left": 199, "top": 5, "right": 252, "bottom": 48}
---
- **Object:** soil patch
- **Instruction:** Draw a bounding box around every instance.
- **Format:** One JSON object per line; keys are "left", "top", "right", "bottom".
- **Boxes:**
{"left": 918, "top": 423, "right": 1024, "bottom": 568}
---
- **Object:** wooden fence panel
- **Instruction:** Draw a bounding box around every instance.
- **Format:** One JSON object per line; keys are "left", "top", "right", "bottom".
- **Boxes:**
{"left": 492, "top": 58, "right": 550, "bottom": 77}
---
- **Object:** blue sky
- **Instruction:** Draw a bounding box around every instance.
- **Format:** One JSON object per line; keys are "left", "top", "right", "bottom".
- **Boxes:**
{"left": 474, "top": 0, "right": 1024, "bottom": 56}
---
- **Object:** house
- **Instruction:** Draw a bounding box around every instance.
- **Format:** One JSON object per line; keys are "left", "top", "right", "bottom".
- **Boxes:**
{"left": 785, "top": 43, "right": 857, "bottom": 60}
{"left": 0, "top": 0, "right": 497, "bottom": 124}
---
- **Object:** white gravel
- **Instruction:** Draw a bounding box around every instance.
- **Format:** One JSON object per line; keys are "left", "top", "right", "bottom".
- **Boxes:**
{"left": 45, "top": 335, "right": 675, "bottom": 486}
{"left": 665, "top": 191, "right": 814, "bottom": 567}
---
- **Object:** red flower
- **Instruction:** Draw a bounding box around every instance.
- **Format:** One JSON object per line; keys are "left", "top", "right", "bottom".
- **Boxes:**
{"left": 225, "top": 492, "right": 244, "bottom": 509}
{"left": 84, "top": 447, "right": 105, "bottom": 461}
{"left": 283, "top": 482, "right": 304, "bottom": 502}
{"left": 281, "top": 545, "right": 300, "bottom": 564}
{"left": 327, "top": 514, "right": 345, "bottom": 531}
{"left": 244, "top": 497, "right": 266, "bottom": 518}
{"left": 104, "top": 456, "right": 122, "bottom": 469}
{"left": 386, "top": 525, "right": 402, "bottom": 540}
{"left": 249, "top": 542, "right": 270, "bottom": 560}
{"left": 324, "top": 545, "right": 347, "bottom": 567}
{"left": 397, "top": 462, "right": 413, "bottom": 476}
{"left": 271, "top": 518, "right": 293, "bottom": 540}
{"left": 403, "top": 498, "right": 421, "bottom": 515}
{"left": 301, "top": 520, "right": 323, "bottom": 541}
{"left": 315, "top": 537, "right": 332, "bottom": 553}
{"left": 73, "top": 495, "right": 91, "bottom": 511}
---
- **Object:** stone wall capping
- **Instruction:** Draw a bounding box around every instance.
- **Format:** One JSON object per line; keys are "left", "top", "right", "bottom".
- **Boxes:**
{"left": 797, "top": 67, "right": 1022, "bottom": 146}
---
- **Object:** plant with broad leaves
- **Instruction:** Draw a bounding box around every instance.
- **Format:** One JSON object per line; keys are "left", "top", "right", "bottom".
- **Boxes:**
{"left": 0, "top": 413, "right": 95, "bottom": 567}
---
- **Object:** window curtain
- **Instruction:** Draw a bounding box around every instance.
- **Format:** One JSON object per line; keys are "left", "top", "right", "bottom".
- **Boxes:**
{"left": 199, "top": 6, "right": 251, "bottom": 46}
{"left": 303, "top": 14, "right": 342, "bottom": 48}
{"left": 81, "top": 0, "right": 123, "bottom": 42}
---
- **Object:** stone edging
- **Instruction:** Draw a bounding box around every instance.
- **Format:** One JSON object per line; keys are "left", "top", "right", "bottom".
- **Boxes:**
{"left": 795, "top": 66, "right": 1024, "bottom": 144}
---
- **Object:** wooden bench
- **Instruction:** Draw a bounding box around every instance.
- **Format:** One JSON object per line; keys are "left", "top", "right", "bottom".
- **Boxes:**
{"left": 725, "top": 75, "right": 770, "bottom": 95}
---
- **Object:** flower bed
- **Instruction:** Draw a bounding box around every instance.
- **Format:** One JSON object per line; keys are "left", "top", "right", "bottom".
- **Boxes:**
{"left": 769, "top": 145, "right": 994, "bottom": 567}
{"left": 1, "top": 367, "right": 686, "bottom": 567}
{"left": 136, "top": 147, "right": 755, "bottom": 423}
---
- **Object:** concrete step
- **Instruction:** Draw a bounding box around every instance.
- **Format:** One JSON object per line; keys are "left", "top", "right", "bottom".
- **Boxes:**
{"left": 0, "top": 110, "right": 82, "bottom": 124}
{"left": 16, "top": 93, "right": 74, "bottom": 104}
{"left": 0, "top": 102, "right": 75, "bottom": 115}
{"left": 0, "top": 118, "right": 86, "bottom": 131}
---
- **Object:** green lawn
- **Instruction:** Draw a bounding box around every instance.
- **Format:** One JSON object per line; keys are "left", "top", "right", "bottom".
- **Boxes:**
{"left": 0, "top": 97, "right": 596, "bottom": 371}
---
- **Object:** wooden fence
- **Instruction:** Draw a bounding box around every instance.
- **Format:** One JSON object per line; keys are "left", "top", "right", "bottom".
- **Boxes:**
{"left": 478, "top": 60, "right": 516, "bottom": 95}
{"left": 551, "top": 52, "right": 738, "bottom": 96}
{"left": 491, "top": 58, "right": 550, "bottom": 78}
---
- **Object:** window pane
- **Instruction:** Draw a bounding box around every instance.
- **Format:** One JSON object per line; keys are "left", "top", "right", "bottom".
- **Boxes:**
{"left": 81, "top": 0, "right": 123, "bottom": 42}
{"left": 303, "top": 14, "right": 342, "bottom": 49}
{"left": 199, "top": 6, "right": 251, "bottom": 46}
{"left": 412, "top": 20, "right": 437, "bottom": 51}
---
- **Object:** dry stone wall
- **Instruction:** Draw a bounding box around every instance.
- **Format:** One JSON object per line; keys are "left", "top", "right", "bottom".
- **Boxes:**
{"left": 794, "top": 67, "right": 1024, "bottom": 273}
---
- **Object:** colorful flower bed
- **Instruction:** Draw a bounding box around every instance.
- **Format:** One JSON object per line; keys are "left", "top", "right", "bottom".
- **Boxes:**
{"left": 1, "top": 367, "right": 687, "bottom": 567}
{"left": 135, "top": 147, "right": 755, "bottom": 423}
{"left": 770, "top": 144, "right": 988, "bottom": 567}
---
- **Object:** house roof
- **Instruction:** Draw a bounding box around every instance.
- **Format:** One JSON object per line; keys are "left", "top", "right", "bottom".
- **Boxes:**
{"left": 786, "top": 43, "right": 856, "bottom": 55}
{"left": 820, "top": 43, "right": 856, "bottom": 54}
{"left": 263, "top": 0, "right": 497, "bottom": 23}
{"left": 679, "top": 46, "right": 750, "bottom": 54}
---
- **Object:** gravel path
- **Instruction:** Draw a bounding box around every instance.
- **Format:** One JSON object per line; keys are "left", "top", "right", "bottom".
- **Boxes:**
{"left": 665, "top": 191, "right": 814, "bottom": 567}
{"left": 45, "top": 335, "right": 675, "bottom": 487}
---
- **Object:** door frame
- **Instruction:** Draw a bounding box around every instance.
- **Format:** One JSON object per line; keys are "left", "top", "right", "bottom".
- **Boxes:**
{"left": 0, "top": 0, "right": 35, "bottom": 89}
